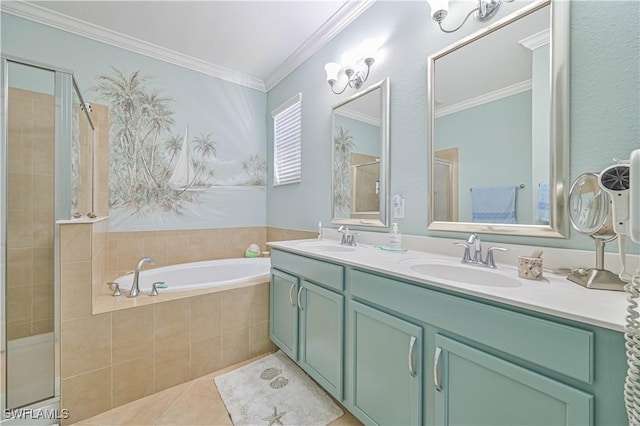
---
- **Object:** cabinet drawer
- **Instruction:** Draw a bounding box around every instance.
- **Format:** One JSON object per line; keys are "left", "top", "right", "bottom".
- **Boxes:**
{"left": 271, "top": 249, "right": 344, "bottom": 291}
{"left": 349, "top": 268, "right": 594, "bottom": 384}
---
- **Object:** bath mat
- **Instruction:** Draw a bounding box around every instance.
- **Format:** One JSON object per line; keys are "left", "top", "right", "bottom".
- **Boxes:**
{"left": 214, "top": 351, "right": 344, "bottom": 425}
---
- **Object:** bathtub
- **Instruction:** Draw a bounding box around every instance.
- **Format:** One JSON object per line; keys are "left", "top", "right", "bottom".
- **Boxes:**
{"left": 115, "top": 257, "right": 271, "bottom": 293}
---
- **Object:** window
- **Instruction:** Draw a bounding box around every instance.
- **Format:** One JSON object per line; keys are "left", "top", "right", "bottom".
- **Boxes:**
{"left": 272, "top": 93, "right": 302, "bottom": 186}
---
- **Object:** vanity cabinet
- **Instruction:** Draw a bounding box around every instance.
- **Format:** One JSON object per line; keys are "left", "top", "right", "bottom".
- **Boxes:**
{"left": 350, "top": 301, "right": 422, "bottom": 425}
{"left": 434, "top": 334, "right": 592, "bottom": 426}
{"left": 270, "top": 269, "right": 299, "bottom": 359}
{"left": 269, "top": 248, "right": 626, "bottom": 425}
{"left": 269, "top": 250, "right": 344, "bottom": 400}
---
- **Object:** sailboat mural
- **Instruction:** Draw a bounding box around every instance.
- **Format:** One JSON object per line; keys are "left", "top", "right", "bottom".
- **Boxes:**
{"left": 168, "top": 126, "right": 201, "bottom": 191}
{"left": 93, "top": 67, "right": 267, "bottom": 231}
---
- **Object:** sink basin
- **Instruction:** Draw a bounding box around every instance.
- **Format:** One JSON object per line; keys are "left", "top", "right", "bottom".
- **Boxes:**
{"left": 297, "top": 241, "right": 357, "bottom": 252}
{"left": 409, "top": 263, "right": 521, "bottom": 288}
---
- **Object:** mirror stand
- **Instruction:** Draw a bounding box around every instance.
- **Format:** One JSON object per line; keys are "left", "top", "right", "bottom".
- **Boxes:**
{"left": 567, "top": 236, "right": 626, "bottom": 291}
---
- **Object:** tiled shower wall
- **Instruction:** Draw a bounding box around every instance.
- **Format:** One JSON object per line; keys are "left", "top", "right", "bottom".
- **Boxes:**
{"left": 6, "top": 87, "right": 55, "bottom": 340}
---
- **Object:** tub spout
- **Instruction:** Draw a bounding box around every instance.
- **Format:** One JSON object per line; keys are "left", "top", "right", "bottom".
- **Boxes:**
{"left": 129, "top": 257, "right": 155, "bottom": 297}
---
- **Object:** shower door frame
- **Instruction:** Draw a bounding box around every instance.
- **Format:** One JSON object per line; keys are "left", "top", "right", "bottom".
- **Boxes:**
{"left": 1, "top": 55, "right": 75, "bottom": 420}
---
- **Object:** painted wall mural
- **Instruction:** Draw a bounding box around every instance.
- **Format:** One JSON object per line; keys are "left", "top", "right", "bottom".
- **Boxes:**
{"left": 92, "top": 68, "right": 266, "bottom": 231}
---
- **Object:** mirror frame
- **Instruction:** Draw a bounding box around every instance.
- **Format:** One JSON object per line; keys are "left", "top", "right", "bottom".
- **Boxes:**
{"left": 427, "top": 0, "right": 569, "bottom": 238}
{"left": 331, "top": 77, "right": 390, "bottom": 228}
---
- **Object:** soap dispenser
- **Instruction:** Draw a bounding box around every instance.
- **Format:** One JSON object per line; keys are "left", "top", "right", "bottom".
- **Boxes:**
{"left": 389, "top": 223, "right": 402, "bottom": 249}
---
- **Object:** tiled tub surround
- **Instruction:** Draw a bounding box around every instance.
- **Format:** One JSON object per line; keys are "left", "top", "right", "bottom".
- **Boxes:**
{"left": 58, "top": 222, "right": 313, "bottom": 424}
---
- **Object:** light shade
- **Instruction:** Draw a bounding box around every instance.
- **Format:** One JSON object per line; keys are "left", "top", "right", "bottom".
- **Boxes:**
{"left": 427, "top": 0, "right": 449, "bottom": 21}
{"left": 324, "top": 62, "right": 341, "bottom": 83}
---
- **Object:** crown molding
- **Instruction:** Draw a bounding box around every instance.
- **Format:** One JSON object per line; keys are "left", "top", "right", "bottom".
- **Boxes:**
{"left": 264, "top": 0, "right": 376, "bottom": 91}
{"left": 335, "top": 107, "right": 379, "bottom": 126}
{"left": 519, "top": 29, "right": 550, "bottom": 51}
{"left": 435, "top": 79, "right": 532, "bottom": 118}
{"left": 1, "top": 1, "right": 267, "bottom": 91}
{"left": 2, "top": 0, "right": 375, "bottom": 93}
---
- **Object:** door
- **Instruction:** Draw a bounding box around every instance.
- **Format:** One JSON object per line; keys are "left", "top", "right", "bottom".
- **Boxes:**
{"left": 434, "top": 334, "right": 593, "bottom": 425}
{"left": 269, "top": 269, "right": 299, "bottom": 360}
{"left": 299, "top": 280, "right": 344, "bottom": 399}
{"left": 350, "top": 301, "right": 422, "bottom": 425}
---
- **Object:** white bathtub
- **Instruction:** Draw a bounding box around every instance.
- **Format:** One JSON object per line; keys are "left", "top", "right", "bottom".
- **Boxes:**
{"left": 115, "top": 257, "right": 271, "bottom": 293}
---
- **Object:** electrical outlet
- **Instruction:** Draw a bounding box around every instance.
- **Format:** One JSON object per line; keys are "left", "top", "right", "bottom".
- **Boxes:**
{"left": 393, "top": 197, "right": 405, "bottom": 219}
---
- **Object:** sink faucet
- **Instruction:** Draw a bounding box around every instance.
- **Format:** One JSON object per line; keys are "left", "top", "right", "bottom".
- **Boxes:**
{"left": 455, "top": 234, "right": 508, "bottom": 269}
{"left": 467, "top": 233, "right": 483, "bottom": 264}
{"left": 338, "top": 225, "right": 357, "bottom": 247}
{"left": 129, "top": 257, "right": 155, "bottom": 297}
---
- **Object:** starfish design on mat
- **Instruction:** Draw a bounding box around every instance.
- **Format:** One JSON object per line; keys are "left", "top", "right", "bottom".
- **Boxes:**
{"left": 261, "top": 406, "right": 287, "bottom": 426}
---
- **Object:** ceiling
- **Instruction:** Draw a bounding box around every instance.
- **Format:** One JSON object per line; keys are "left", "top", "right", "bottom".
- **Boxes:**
{"left": 2, "top": 0, "right": 374, "bottom": 91}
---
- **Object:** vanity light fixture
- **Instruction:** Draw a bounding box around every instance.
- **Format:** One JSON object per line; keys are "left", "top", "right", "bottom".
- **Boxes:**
{"left": 324, "top": 38, "right": 380, "bottom": 95}
{"left": 427, "top": 0, "right": 510, "bottom": 33}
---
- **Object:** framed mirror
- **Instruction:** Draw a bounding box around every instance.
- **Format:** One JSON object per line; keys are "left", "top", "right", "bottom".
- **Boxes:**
{"left": 332, "top": 77, "right": 390, "bottom": 227}
{"left": 427, "top": 0, "right": 569, "bottom": 238}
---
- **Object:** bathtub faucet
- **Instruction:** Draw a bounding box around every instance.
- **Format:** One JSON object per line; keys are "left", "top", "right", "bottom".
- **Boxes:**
{"left": 129, "top": 257, "right": 156, "bottom": 297}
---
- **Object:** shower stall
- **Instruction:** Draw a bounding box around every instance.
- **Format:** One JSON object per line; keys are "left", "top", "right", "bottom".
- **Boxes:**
{"left": 1, "top": 56, "right": 94, "bottom": 424}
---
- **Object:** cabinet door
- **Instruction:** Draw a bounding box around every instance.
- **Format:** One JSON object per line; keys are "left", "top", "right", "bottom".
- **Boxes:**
{"left": 270, "top": 269, "right": 299, "bottom": 360}
{"left": 434, "top": 334, "right": 593, "bottom": 426}
{"left": 350, "top": 301, "right": 422, "bottom": 425}
{"left": 299, "top": 280, "right": 344, "bottom": 400}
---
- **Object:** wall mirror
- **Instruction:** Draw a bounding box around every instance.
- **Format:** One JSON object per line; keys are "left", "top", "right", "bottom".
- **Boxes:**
{"left": 427, "top": 0, "right": 569, "bottom": 238}
{"left": 332, "top": 77, "right": 389, "bottom": 227}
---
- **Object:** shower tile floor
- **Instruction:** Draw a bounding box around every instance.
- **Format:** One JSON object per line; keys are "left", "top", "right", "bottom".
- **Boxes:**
{"left": 73, "top": 353, "right": 363, "bottom": 426}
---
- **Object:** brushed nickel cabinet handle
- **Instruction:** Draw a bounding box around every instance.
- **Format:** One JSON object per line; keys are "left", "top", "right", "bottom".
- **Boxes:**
{"left": 289, "top": 282, "right": 296, "bottom": 306}
{"left": 434, "top": 346, "right": 443, "bottom": 392}
{"left": 408, "top": 335, "right": 418, "bottom": 377}
{"left": 297, "top": 286, "right": 304, "bottom": 310}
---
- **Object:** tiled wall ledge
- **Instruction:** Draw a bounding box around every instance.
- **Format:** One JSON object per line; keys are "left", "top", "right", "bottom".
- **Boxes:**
{"left": 94, "top": 276, "right": 269, "bottom": 315}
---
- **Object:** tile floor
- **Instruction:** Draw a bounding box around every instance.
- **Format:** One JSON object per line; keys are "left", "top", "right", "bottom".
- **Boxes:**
{"left": 73, "top": 353, "right": 363, "bottom": 426}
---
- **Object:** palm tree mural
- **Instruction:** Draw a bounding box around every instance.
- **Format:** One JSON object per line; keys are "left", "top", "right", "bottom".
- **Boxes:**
{"left": 333, "top": 125, "right": 355, "bottom": 215}
{"left": 242, "top": 154, "right": 267, "bottom": 186}
{"left": 92, "top": 68, "right": 218, "bottom": 213}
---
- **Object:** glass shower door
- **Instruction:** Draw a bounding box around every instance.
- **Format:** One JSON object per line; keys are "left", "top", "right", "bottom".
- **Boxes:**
{"left": 4, "top": 61, "right": 56, "bottom": 409}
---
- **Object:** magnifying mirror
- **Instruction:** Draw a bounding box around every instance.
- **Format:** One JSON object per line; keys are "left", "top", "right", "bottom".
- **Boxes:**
{"left": 567, "top": 172, "right": 626, "bottom": 290}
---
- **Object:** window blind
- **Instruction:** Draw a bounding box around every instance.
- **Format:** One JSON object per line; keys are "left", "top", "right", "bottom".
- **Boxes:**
{"left": 272, "top": 93, "right": 302, "bottom": 186}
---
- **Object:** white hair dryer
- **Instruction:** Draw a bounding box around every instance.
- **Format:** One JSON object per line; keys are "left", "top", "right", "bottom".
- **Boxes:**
{"left": 599, "top": 163, "right": 631, "bottom": 236}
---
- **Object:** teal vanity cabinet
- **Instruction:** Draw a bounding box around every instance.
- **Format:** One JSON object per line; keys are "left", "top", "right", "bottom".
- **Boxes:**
{"left": 270, "top": 268, "right": 299, "bottom": 359}
{"left": 350, "top": 300, "right": 423, "bottom": 425}
{"left": 349, "top": 268, "right": 626, "bottom": 426}
{"left": 269, "top": 249, "right": 345, "bottom": 400}
{"left": 269, "top": 248, "right": 626, "bottom": 425}
{"left": 433, "top": 335, "right": 592, "bottom": 425}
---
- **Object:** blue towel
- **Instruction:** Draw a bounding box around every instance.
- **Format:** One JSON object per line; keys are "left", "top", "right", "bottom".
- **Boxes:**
{"left": 535, "top": 182, "right": 550, "bottom": 224}
{"left": 471, "top": 186, "right": 516, "bottom": 223}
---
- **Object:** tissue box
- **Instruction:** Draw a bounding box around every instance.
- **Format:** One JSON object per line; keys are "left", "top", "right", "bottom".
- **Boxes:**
{"left": 518, "top": 256, "right": 543, "bottom": 280}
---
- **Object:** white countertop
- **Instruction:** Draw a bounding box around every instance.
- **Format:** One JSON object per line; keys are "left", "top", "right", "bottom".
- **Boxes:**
{"left": 268, "top": 238, "right": 630, "bottom": 333}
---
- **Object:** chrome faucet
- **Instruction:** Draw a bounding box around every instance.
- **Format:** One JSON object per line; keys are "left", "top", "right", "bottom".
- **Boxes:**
{"left": 129, "top": 257, "right": 155, "bottom": 297}
{"left": 455, "top": 234, "right": 508, "bottom": 269}
{"left": 338, "top": 225, "right": 357, "bottom": 247}
{"left": 467, "top": 233, "right": 483, "bottom": 264}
